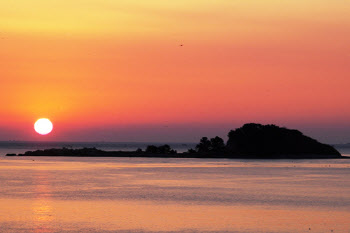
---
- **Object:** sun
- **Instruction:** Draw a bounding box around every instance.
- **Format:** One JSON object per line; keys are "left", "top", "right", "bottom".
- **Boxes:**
{"left": 34, "top": 118, "right": 53, "bottom": 135}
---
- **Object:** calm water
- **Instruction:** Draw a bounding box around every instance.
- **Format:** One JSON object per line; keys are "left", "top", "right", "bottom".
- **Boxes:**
{"left": 1, "top": 153, "right": 350, "bottom": 233}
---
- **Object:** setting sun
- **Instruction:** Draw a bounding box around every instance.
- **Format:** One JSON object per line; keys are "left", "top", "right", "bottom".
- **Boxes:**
{"left": 34, "top": 118, "right": 53, "bottom": 135}
{"left": 0, "top": 1, "right": 349, "bottom": 233}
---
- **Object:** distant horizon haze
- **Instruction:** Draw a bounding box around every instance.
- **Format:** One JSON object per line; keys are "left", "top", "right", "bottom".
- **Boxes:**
{"left": 1, "top": 122, "right": 350, "bottom": 144}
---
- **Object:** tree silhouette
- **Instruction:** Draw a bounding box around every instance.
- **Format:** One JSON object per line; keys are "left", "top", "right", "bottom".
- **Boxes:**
{"left": 226, "top": 123, "right": 340, "bottom": 157}
{"left": 145, "top": 144, "right": 176, "bottom": 154}
{"left": 210, "top": 136, "right": 225, "bottom": 152}
{"left": 145, "top": 145, "right": 158, "bottom": 154}
{"left": 195, "top": 136, "right": 225, "bottom": 153}
{"left": 195, "top": 137, "right": 211, "bottom": 153}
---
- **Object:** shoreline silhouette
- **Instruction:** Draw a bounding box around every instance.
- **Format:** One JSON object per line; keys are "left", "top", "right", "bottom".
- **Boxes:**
{"left": 7, "top": 123, "right": 345, "bottom": 159}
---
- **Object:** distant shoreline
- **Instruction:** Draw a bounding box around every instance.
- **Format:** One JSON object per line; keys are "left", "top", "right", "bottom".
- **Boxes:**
{"left": 6, "top": 147, "right": 349, "bottom": 159}
{"left": 4, "top": 123, "right": 346, "bottom": 159}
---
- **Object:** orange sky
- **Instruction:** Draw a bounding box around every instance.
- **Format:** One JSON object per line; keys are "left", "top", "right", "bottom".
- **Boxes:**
{"left": 1, "top": 0, "right": 349, "bottom": 142}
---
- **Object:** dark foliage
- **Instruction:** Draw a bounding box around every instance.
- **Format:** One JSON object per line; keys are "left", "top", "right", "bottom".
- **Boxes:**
{"left": 21, "top": 147, "right": 107, "bottom": 157}
{"left": 195, "top": 136, "right": 226, "bottom": 153}
{"left": 145, "top": 144, "right": 177, "bottom": 154}
{"left": 195, "top": 137, "right": 211, "bottom": 153}
{"left": 226, "top": 123, "right": 341, "bottom": 158}
{"left": 136, "top": 148, "right": 143, "bottom": 153}
{"left": 210, "top": 136, "right": 225, "bottom": 152}
{"left": 187, "top": 148, "right": 197, "bottom": 154}
{"left": 145, "top": 145, "right": 158, "bottom": 154}
{"left": 8, "top": 123, "right": 342, "bottom": 159}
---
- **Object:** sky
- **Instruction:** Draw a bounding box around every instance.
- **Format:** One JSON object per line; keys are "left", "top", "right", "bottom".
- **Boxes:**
{"left": 0, "top": 0, "right": 349, "bottom": 143}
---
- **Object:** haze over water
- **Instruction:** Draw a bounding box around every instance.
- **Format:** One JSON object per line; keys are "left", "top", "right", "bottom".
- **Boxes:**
{"left": 1, "top": 153, "right": 350, "bottom": 232}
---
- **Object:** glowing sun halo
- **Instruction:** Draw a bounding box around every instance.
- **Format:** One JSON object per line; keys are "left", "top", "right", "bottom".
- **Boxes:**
{"left": 34, "top": 118, "right": 53, "bottom": 135}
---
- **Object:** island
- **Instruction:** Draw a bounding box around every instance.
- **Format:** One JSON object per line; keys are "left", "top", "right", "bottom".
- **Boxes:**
{"left": 7, "top": 123, "right": 345, "bottom": 159}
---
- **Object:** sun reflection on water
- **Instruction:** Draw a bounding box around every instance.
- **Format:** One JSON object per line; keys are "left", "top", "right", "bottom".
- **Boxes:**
{"left": 32, "top": 171, "right": 54, "bottom": 233}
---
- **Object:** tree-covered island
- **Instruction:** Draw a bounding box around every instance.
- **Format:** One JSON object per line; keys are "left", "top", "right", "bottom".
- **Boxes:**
{"left": 7, "top": 123, "right": 344, "bottom": 159}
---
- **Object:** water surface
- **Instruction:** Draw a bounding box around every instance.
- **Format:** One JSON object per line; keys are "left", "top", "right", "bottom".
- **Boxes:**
{"left": 0, "top": 156, "right": 349, "bottom": 232}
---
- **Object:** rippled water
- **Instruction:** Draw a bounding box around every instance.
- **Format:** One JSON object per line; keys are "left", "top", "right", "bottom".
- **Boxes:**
{"left": 0, "top": 155, "right": 350, "bottom": 232}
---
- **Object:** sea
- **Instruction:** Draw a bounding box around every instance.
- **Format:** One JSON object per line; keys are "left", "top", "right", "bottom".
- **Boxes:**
{"left": 0, "top": 142, "right": 350, "bottom": 232}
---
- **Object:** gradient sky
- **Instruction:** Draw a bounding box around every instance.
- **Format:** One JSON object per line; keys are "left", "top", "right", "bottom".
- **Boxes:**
{"left": 1, "top": 0, "right": 349, "bottom": 143}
